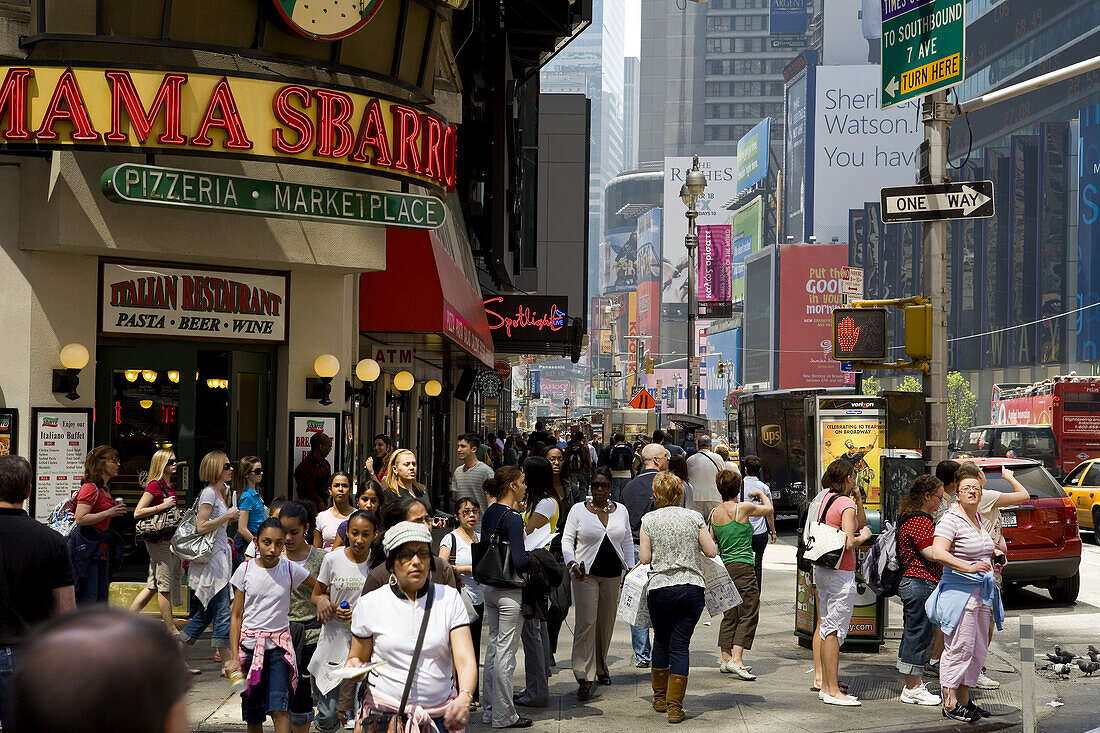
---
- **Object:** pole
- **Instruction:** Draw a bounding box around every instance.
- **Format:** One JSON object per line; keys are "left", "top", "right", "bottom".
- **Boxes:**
{"left": 686, "top": 223, "right": 698, "bottom": 417}
{"left": 922, "top": 89, "right": 952, "bottom": 466}
{"left": 1020, "top": 614, "right": 1036, "bottom": 733}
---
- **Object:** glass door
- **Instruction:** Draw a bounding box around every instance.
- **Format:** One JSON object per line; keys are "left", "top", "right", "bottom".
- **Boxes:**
{"left": 229, "top": 349, "right": 274, "bottom": 501}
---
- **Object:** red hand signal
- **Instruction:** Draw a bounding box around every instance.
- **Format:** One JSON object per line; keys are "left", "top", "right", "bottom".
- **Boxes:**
{"left": 837, "top": 316, "right": 860, "bottom": 351}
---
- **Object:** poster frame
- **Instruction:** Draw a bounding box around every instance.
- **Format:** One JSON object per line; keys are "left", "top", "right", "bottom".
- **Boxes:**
{"left": 0, "top": 408, "right": 18, "bottom": 457}
{"left": 30, "top": 406, "right": 93, "bottom": 519}
{"left": 287, "top": 411, "right": 343, "bottom": 501}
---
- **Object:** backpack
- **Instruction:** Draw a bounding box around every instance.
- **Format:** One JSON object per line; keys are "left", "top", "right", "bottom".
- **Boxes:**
{"left": 608, "top": 444, "right": 634, "bottom": 473}
{"left": 47, "top": 487, "right": 98, "bottom": 538}
{"left": 860, "top": 512, "right": 921, "bottom": 597}
{"left": 565, "top": 446, "right": 587, "bottom": 475}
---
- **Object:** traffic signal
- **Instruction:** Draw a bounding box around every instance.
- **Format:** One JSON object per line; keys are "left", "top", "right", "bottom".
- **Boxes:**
{"left": 717, "top": 361, "right": 725, "bottom": 379}
{"left": 645, "top": 356, "right": 654, "bottom": 374}
{"left": 904, "top": 304, "right": 933, "bottom": 360}
{"left": 832, "top": 308, "right": 888, "bottom": 360}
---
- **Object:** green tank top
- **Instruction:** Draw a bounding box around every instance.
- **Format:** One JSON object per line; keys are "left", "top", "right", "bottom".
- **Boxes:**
{"left": 712, "top": 514, "right": 755, "bottom": 566}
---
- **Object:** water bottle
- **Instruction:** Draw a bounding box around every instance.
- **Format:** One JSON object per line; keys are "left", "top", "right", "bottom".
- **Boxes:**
{"left": 229, "top": 670, "right": 247, "bottom": 694}
{"left": 339, "top": 601, "right": 350, "bottom": 611}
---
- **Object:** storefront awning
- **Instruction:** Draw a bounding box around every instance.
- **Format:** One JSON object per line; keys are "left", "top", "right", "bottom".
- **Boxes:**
{"left": 359, "top": 227, "right": 494, "bottom": 368}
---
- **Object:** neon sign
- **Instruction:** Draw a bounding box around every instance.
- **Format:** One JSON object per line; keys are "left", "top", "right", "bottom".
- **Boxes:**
{"left": 483, "top": 295, "right": 569, "bottom": 341}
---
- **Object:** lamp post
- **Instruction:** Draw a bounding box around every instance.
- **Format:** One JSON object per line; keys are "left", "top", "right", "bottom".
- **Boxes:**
{"left": 680, "top": 155, "right": 707, "bottom": 417}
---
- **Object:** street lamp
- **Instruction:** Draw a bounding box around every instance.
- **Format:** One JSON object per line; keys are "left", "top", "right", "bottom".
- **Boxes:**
{"left": 681, "top": 154, "right": 707, "bottom": 417}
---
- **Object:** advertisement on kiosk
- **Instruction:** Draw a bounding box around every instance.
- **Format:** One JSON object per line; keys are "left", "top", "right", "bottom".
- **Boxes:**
{"left": 795, "top": 395, "right": 887, "bottom": 649}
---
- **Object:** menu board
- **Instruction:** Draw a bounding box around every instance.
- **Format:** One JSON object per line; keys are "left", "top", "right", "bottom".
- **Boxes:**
{"left": 0, "top": 409, "right": 16, "bottom": 456}
{"left": 32, "top": 408, "right": 93, "bottom": 520}
{"left": 288, "top": 412, "right": 341, "bottom": 499}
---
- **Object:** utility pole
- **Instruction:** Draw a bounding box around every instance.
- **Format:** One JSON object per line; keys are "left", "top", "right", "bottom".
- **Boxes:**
{"left": 681, "top": 155, "right": 707, "bottom": 418}
{"left": 922, "top": 89, "right": 952, "bottom": 466}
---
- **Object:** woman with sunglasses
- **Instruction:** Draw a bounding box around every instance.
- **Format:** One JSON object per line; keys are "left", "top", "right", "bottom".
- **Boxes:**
{"left": 232, "top": 456, "right": 267, "bottom": 561}
{"left": 562, "top": 467, "right": 633, "bottom": 701}
{"left": 314, "top": 472, "right": 354, "bottom": 550}
{"left": 131, "top": 448, "right": 184, "bottom": 636}
{"left": 178, "top": 451, "right": 239, "bottom": 676}
{"left": 439, "top": 497, "right": 485, "bottom": 710}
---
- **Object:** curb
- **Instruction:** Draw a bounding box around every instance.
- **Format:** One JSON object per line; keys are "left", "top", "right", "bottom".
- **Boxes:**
{"left": 851, "top": 716, "right": 1019, "bottom": 733}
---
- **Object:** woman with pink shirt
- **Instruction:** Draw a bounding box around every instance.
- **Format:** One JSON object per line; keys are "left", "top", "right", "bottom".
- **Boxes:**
{"left": 811, "top": 459, "right": 872, "bottom": 707}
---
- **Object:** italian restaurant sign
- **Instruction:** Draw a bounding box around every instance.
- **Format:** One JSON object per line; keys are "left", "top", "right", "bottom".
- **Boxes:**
{"left": 0, "top": 65, "right": 457, "bottom": 192}
{"left": 483, "top": 295, "right": 569, "bottom": 343}
{"left": 101, "top": 262, "right": 288, "bottom": 342}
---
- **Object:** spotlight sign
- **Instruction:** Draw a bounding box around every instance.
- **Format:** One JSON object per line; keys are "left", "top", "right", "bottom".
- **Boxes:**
{"left": 0, "top": 65, "right": 457, "bottom": 192}
{"left": 483, "top": 295, "right": 569, "bottom": 344}
{"left": 100, "top": 262, "right": 288, "bottom": 343}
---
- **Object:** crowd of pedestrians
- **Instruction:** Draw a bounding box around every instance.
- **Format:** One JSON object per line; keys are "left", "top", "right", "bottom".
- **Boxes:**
{"left": 0, "top": 421, "right": 1028, "bottom": 731}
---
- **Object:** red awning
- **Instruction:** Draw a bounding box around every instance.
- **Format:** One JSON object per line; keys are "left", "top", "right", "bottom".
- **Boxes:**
{"left": 359, "top": 228, "right": 494, "bottom": 368}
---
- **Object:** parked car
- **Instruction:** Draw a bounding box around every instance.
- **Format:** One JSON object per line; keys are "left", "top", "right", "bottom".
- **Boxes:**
{"left": 953, "top": 424, "right": 1061, "bottom": 478}
{"left": 964, "top": 458, "right": 1081, "bottom": 603}
{"left": 1061, "top": 458, "right": 1100, "bottom": 544}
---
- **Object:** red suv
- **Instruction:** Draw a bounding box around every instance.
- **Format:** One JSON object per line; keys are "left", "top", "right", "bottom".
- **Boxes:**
{"left": 966, "top": 458, "right": 1081, "bottom": 603}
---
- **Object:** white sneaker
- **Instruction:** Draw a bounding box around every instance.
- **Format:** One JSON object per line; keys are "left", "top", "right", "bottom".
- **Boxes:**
{"left": 719, "top": 661, "right": 757, "bottom": 680}
{"left": 345, "top": 714, "right": 357, "bottom": 729}
{"left": 822, "top": 692, "right": 861, "bottom": 706}
{"left": 900, "top": 685, "right": 942, "bottom": 706}
{"left": 975, "top": 672, "right": 1000, "bottom": 690}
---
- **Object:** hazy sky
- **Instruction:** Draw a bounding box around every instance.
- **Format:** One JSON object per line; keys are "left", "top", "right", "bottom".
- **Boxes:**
{"left": 625, "top": 0, "right": 640, "bottom": 58}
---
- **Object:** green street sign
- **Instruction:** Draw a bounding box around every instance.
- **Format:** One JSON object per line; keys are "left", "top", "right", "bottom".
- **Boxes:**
{"left": 101, "top": 164, "right": 446, "bottom": 229}
{"left": 880, "top": 0, "right": 965, "bottom": 109}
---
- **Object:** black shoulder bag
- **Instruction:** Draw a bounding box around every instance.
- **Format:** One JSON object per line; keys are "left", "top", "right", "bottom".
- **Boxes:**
{"left": 472, "top": 509, "right": 527, "bottom": 589}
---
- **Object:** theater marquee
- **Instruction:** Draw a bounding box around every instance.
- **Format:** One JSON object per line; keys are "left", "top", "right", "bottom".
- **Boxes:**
{"left": 0, "top": 65, "right": 457, "bottom": 192}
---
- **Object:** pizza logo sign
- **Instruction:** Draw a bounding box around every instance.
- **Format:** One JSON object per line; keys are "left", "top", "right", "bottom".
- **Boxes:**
{"left": 273, "top": 0, "right": 385, "bottom": 41}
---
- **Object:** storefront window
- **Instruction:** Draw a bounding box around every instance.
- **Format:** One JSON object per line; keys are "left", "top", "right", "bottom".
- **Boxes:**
{"left": 110, "top": 368, "right": 181, "bottom": 480}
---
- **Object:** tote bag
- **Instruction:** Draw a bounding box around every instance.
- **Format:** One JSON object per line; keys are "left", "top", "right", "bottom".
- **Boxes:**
{"left": 798, "top": 491, "right": 848, "bottom": 570}
{"left": 472, "top": 509, "right": 527, "bottom": 589}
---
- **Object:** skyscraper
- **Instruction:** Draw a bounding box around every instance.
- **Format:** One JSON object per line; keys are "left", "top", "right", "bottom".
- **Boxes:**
{"left": 623, "top": 56, "right": 640, "bottom": 171}
{"left": 542, "top": 0, "right": 627, "bottom": 318}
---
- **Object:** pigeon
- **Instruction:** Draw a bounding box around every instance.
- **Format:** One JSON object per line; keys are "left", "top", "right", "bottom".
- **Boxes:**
{"left": 1088, "top": 645, "right": 1100, "bottom": 663}
{"left": 1046, "top": 647, "right": 1075, "bottom": 664}
{"left": 1052, "top": 663, "right": 1072, "bottom": 678}
{"left": 1077, "top": 660, "right": 1100, "bottom": 677}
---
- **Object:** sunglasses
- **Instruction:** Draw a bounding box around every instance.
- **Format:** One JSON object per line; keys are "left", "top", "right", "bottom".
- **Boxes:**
{"left": 167, "top": 458, "right": 177, "bottom": 465}
{"left": 223, "top": 462, "right": 233, "bottom": 471}
{"left": 459, "top": 508, "right": 480, "bottom": 516}
{"left": 591, "top": 481, "right": 611, "bottom": 489}
{"left": 250, "top": 468, "right": 264, "bottom": 475}
{"left": 396, "top": 548, "right": 431, "bottom": 563}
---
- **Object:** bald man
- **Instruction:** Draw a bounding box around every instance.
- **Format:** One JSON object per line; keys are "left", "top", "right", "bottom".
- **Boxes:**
{"left": 620, "top": 443, "right": 669, "bottom": 667}
{"left": 10, "top": 607, "right": 191, "bottom": 733}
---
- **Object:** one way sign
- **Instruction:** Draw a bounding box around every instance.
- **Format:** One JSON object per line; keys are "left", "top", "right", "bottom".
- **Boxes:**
{"left": 879, "top": 181, "right": 995, "bottom": 223}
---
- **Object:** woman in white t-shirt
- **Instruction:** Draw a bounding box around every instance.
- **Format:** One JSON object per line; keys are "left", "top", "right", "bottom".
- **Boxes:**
{"left": 227, "top": 518, "right": 318, "bottom": 733}
{"left": 178, "top": 451, "right": 240, "bottom": 676}
{"left": 439, "top": 497, "right": 484, "bottom": 709}
{"left": 310, "top": 510, "right": 378, "bottom": 732}
{"left": 314, "top": 472, "right": 354, "bottom": 550}
{"left": 346, "top": 521, "right": 476, "bottom": 732}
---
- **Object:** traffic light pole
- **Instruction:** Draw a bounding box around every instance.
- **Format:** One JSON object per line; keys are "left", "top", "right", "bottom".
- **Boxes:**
{"left": 922, "top": 90, "right": 952, "bottom": 466}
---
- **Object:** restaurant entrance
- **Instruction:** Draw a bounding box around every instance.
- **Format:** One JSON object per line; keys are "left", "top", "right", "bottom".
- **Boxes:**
{"left": 94, "top": 340, "right": 275, "bottom": 580}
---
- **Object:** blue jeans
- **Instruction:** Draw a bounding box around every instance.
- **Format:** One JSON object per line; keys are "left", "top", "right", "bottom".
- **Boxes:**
{"left": 0, "top": 645, "right": 20, "bottom": 732}
{"left": 75, "top": 556, "right": 110, "bottom": 605}
{"left": 897, "top": 576, "right": 938, "bottom": 676}
{"left": 611, "top": 477, "right": 630, "bottom": 503}
{"left": 630, "top": 544, "right": 651, "bottom": 664}
{"left": 647, "top": 584, "right": 705, "bottom": 676}
{"left": 179, "top": 584, "right": 232, "bottom": 648}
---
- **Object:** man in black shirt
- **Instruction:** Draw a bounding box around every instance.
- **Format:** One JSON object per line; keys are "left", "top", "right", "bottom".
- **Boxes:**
{"left": 0, "top": 455, "right": 75, "bottom": 730}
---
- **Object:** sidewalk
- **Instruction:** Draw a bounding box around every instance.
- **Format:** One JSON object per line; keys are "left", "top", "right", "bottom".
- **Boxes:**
{"left": 188, "top": 540, "right": 1052, "bottom": 731}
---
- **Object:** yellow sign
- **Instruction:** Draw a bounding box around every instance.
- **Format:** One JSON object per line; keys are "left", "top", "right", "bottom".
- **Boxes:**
{"left": 900, "top": 53, "right": 961, "bottom": 96}
{"left": 0, "top": 65, "right": 456, "bottom": 192}
{"left": 820, "top": 419, "right": 884, "bottom": 507}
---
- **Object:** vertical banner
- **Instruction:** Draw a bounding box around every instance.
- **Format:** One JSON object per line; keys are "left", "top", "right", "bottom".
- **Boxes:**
{"left": 529, "top": 369, "right": 541, "bottom": 399}
{"left": 288, "top": 412, "right": 341, "bottom": 495}
{"left": 31, "top": 408, "right": 92, "bottom": 520}
{"left": 605, "top": 228, "right": 638, "bottom": 294}
{"left": 776, "top": 243, "right": 854, "bottom": 389}
{"left": 1078, "top": 105, "right": 1100, "bottom": 360}
{"left": 697, "top": 224, "right": 733, "bottom": 303}
{"left": 625, "top": 292, "right": 639, "bottom": 389}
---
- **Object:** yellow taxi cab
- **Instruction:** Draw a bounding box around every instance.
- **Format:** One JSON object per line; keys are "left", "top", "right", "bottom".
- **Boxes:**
{"left": 1062, "top": 458, "right": 1100, "bottom": 542}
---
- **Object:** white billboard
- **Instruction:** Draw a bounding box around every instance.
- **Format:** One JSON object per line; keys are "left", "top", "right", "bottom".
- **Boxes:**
{"left": 662, "top": 156, "right": 738, "bottom": 305}
{"left": 811, "top": 65, "right": 922, "bottom": 243}
{"left": 823, "top": 0, "right": 881, "bottom": 66}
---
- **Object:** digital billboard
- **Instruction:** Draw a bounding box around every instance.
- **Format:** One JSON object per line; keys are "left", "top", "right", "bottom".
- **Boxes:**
{"left": 730, "top": 198, "right": 764, "bottom": 303}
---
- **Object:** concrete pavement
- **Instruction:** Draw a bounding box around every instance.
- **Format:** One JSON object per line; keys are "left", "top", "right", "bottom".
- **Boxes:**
{"left": 187, "top": 538, "right": 1053, "bottom": 731}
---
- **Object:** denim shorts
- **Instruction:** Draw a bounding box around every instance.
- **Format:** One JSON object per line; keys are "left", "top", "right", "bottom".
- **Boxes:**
{"left": 240, "top": 647, "right": 291, "bottom": 724}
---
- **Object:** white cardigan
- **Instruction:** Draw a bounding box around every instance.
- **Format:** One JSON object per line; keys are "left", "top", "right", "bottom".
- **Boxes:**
{"left": 562, "top": 501, "right": 634, "bottom": 574}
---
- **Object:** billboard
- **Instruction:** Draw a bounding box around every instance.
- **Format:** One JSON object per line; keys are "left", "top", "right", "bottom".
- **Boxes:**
{"left": 822, "top": 0, "right": 880, "bottom": 66}
{"left": 662, "top": 157, "right": 738, "bottom": 305}
{"left": 1078, "top": 105, "right": 1100, "bottom": 360}
{"left": 811, "top": 65, "right": 922, "bottom": 244}
{"left": 776, "top": 243, "right": 855, "bottom": 389}
{"left": 698, "top": 224, "right": 732, "bottom": 303}
{"left": 783, "top": 70, "right": 811, "bottom": 243}
{"left": 637, "top": 208, "right": 662, "bottom": 285}
{"left": 769, "top": 0, "right": 808, "bottom": 35}
{"left": 730, "top": 199, "right": 764, "bottom": 304}
{"left": 737, "top": 118, "right": 771, "bottom": 193}
{"left": 743, "top": 248, "right": 775, "bottom": 389}
{"left": 604, "top": 227, "right": 638, "bottom": 294}
{"left": 706, "top": 327, "right": 741, "bottom": 421}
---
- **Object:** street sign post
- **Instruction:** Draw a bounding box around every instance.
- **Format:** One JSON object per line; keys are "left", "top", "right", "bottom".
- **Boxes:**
{"left": 880, "top": 181, "right": 994, "bottom": 223}
{"left": 881, "top": 0, "right": 965, "bottom": 109}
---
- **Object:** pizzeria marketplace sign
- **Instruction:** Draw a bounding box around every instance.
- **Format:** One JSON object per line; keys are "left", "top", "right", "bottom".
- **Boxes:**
{"left": 0, "top": 65, "right": 457, "bottom": 192}
{"left": 101, "top": 262, "right": 288, "bottom": 342}
{"left": 102, "top": 164, "right": 446, "bottom": 229}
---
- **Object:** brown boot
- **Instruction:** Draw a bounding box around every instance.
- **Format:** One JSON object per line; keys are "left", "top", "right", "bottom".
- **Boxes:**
{"left": 666, "top": 674, "right": 688, "bottom": 723}
{"left": 651, "top": 667, "right": 670, "bottom": 712}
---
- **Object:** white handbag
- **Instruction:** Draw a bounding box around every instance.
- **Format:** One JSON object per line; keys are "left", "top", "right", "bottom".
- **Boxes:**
{"left": 800, "top": 492, "right": 849, "bottom": 569}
